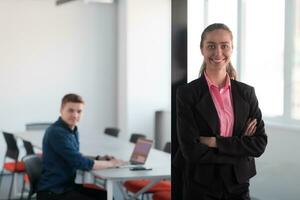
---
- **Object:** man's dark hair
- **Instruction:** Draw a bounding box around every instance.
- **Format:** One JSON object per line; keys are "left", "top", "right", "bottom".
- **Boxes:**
{"left": 61, "top": 93, "right": 84, "bottom": 108}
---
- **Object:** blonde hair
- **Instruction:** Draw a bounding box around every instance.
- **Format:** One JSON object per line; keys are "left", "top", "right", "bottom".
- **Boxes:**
{"left": 199, "top": 23, "right": 237, "bottom": 80}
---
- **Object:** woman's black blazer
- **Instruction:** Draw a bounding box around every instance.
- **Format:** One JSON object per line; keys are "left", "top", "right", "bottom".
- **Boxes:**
{"left": 174, "top": 75, "right": 267, "bottom": 198}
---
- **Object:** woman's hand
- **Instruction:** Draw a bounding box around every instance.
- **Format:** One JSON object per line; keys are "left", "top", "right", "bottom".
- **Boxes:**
{"left": 199, "top": 136, "right": 217, "bottom": 148}
{"left": 244, "top": 118, "right": 257, "bottom": 136}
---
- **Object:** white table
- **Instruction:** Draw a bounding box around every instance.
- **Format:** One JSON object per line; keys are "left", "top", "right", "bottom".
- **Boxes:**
{"left": 11, "top": 130, "right": 171, "bottom": 200}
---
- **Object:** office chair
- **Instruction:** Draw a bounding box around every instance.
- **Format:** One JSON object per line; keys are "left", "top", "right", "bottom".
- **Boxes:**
{"left": 129, "top": 133, "right": 146, "bottom": 143}
{"left": 124, "top": 180, "right": 171, "bottom": 200}
{"left": 82, "top": 182, "right": 105, "bottom": 191}
{"left": 104, "top": 127, "right": 120, "bottom": 137}
{"left": 23, "top": 140, "right": 35, "bottom": 155}
{"left": 153, "top": 190, "right": 171, "bottom": 200}
{"left": 163, "top": 142, "right": 171, "bottom": 154}
{"left": 0, "top": 132, "right": 25, "bottom": 200}
{"left": 25, "top": 122, "right": 51, "bottom": 131}
{"left": 20, "top": 139, "right": 42, "bottom": 199}
{"left": 20, "top": 154, "right": 42, "bottom": 200}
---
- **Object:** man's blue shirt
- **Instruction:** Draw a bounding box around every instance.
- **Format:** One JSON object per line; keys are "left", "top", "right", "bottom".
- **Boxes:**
{"left": 37, "top": 117, "right": 94, "bottom": 194}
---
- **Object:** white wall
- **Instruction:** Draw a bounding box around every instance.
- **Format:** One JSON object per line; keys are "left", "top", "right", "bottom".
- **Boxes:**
{"left": 118, "top": 0, "right": 171, "bottom": 141}
{"left": 0, "top": 0, "right": 118, "bottom": 162}
{"left": 251, "top": 124, "right": 300, "bottom": 200}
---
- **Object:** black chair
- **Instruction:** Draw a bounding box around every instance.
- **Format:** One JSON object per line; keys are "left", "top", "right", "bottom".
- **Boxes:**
{"left": 20, "top": 155, "right": 42, "bottom": 200}
{"left": 104, "top": 127, "right": 120, "bottom": 137}
{"left": 20, "top": 139, "right": 39, "bottom": 199}
{"left": 23, "top": 140, "right": 35, "bottom": 155}
{"left": 25, "top": 122, "right": 51, "bottom": 131}
{"left": 129, "top": 133, "right": 146, "bottom": 143}
{"left": 163, "top": 142, "right": 171, "bottom": 154}
{"left": 0, "top": 132, "right": 25, "bottom": 200}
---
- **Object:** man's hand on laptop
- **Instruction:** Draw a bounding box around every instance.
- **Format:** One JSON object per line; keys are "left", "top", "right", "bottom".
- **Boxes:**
{"left": 110, "top": 158, "right": 127, "bottom": 168}
{"left": 93, "top": 158, "right": 126, "bottom": 170}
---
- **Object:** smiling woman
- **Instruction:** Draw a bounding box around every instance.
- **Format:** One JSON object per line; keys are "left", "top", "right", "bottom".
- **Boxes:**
{"left": 174, "top": 23, "right": 267, "bottom": 200}
{"left": 199, "top": 24, "right": 236, "bottom": 81}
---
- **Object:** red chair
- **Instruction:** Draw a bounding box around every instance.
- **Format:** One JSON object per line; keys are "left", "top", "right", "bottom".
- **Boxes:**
{"left": 124, "top": 179, "right": 170, "bottom": 193}
{"left": 153, "top": 191, "right": 171, "bottom": 200}
{"left": 0, "top": 132, "right": 26, "bottom": 200}
{"left": 83, "top": 183, "right": 105, "bottom": 191}
{"left": 124, "top": 180, "right": 171, "bottom": 199}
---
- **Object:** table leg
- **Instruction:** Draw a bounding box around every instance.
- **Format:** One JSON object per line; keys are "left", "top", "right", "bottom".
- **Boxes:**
{"left": 12, "top": 173, "right": 22, "bottom": 199}
{"left": 115, "top": 181, "right": 131, "bottom": 200}
{"left": 106, "top": 180, "right": 114, "bottom": 200}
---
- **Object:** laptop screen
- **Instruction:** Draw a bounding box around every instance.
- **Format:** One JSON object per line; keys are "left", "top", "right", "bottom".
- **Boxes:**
{"left": 129, "top": 138, "right": 153, "bottom": 164}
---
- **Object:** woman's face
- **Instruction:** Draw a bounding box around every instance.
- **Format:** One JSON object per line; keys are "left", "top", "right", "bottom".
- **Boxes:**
{"left": 201, "top": 29, "right": 233, "bottom": 72}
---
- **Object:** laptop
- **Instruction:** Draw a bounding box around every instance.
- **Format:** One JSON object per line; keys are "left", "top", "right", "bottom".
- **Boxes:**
{"left": 119, "top": 138, "right": 153, "bottom": 168}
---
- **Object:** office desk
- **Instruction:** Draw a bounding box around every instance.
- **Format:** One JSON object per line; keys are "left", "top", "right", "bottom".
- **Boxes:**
{"left": 12, "top": 130, "right": 171, "bottom": 200}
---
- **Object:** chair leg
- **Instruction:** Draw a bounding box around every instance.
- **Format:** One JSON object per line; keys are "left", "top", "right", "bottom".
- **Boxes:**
{"left": 0, "top": 167, "right": 4, "bottom": 190}
{"left": 20, "top": 177, "right": 26, "bottom": 200}
{"left": 8, "top": 172, "right": 15, "bottom": 200}
{"left": 0, "top": 157, "right": 6, "bottom": 189}
{"left": 144, "top": 193, "right": 150, "bottom": 200}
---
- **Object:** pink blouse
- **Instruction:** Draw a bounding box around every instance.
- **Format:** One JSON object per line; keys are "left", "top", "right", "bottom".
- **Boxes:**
{"left": 204, "top": 72, "right": 234, "bottom": 137}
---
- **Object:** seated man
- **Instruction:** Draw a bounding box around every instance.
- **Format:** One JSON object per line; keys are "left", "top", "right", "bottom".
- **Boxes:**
{"left": 37, "top": 93, "right": 124, "bottom": 200}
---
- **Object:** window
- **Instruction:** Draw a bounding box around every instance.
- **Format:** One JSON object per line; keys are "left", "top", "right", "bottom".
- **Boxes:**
{"left": 188, "top": 0, "right": 300, "bottom": 127}
{"left": 242, "top": 0, "right": 284, "bottom": 118}
{"left": 292, "top": 0, "right": 300, "bottom": 120}
{"left": 188, "top": 0, "right": 237, "bottom": 82}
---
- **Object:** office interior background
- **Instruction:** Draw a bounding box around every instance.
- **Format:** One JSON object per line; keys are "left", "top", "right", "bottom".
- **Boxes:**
{"left": 0, "top": 0, "right": 171, "bottom": 163}
{"left": 0, "top": 0, "right": 171, "bottom": 198}
{"left": 0, "top": 0, "right": 299, "bottom": 199}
